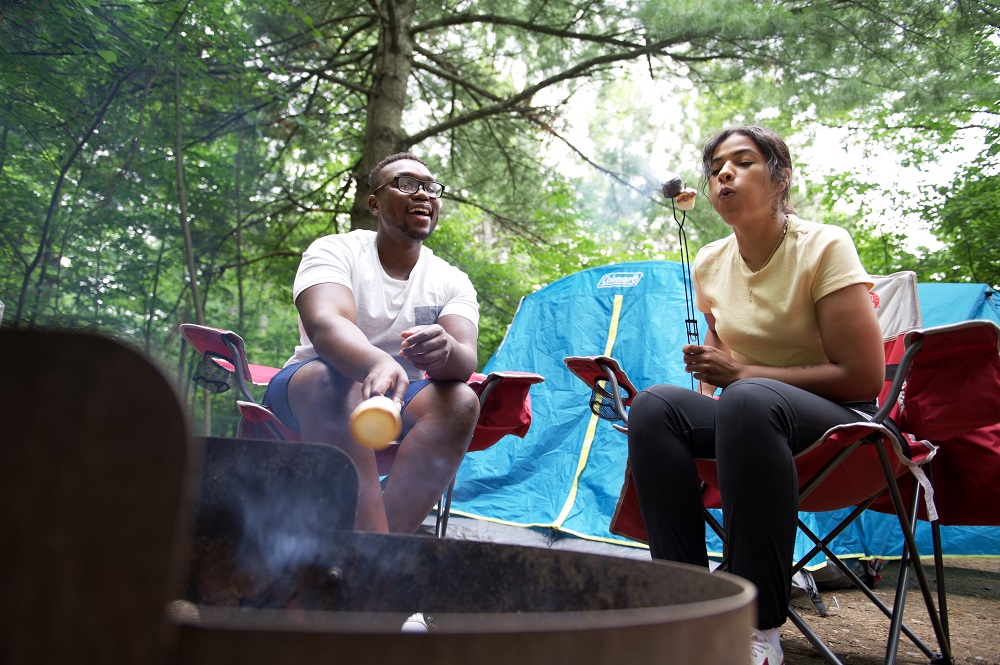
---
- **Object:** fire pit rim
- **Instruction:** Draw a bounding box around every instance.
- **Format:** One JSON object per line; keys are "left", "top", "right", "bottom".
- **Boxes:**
{"left": 171, "top": 564, "right": 756, "bottom": 634}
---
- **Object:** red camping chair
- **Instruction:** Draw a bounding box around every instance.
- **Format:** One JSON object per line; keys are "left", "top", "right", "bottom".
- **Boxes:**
{"left": 564, "top": 272, "right": 957, "bottom": 665}
{"left": 180, "top": 323, "right": 543, "bottom": 538}
{"left": 867, "top": 319, "right": 1000, "bottom": 650}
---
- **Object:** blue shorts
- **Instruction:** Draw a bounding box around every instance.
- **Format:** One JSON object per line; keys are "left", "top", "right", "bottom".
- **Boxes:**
{"left": 262, "top": 357, "right": 432, "bottom": 435}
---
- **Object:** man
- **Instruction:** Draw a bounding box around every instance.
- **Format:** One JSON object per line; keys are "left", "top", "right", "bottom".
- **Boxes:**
{"left": 263, "top": 153, "right": 481, "bottom": 533}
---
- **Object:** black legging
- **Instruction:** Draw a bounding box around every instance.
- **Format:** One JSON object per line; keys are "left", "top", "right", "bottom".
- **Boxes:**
{"left": 626, "top": 377, "right": 866, "bottom": 629}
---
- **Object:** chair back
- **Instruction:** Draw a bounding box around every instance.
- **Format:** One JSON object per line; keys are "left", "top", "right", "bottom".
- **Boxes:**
{"left": 869, "top": 320, "right": 1000, "bottom": 524}
{"left": 869, "top": 271, "right": 922, "bottom": 342}
{"left": 897, "top": 321, "right": 1000, "bottom": 440}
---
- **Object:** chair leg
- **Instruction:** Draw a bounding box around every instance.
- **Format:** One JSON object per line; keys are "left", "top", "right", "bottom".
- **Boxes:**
{"left": 931, "top": 517, "right": 949, "bottom": 644}
{"left": 884, "top": 475, "right": 925, "bottom": 664}
{"left": 927, "top": 463, "right": 950, "bottom": 647}
{"left": 794, "top": 501, "right": 873, "bottom": 577}
{"left": 702, "top": 506, "right": 728, "bottom": 570}
{"left": 435, "top": 475, "right": 457, "bottom": 539}
{"left": 796, "top": 508, "right": 935, "bottom": 655}
{"left": 787, "top": 606, "right": 843, "bottom": 665}
{"left": 875, "top": 442, "right": 953, "bottom": 664}
{"left": 885, "top": 523, "right": 912, "bottom": 665}
{"left": 885, "top": 475, "right": 953, "bottom": 665}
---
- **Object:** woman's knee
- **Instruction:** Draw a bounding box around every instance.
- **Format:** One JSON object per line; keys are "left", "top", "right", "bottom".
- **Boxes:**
{"left": 716, "top": 378, "right": 786, "bottom": 417}
{"left": 631, "top": 384, "right": 687, "bottom": 421}
{"left": 628, "top": 384, "right": 700, "bottom": 458}
{"left": 715, "top": 379, "right": 793, "bottom": 456}
{"left": 630, "top": 383, "right": 701, "bottom": 435}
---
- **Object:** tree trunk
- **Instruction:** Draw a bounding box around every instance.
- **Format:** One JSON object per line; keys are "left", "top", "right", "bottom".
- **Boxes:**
{"left": 236, "top": 121, "right": 246, "bottom": 331}
{"left": 348, "top": 0, "right": 418, "bottom": 231}
{"left": 144, "top": 213, "right": 169, "bottom": 354}
{"left": 174, "top": 50, "right": 210, "bottom": 434}
{"left": 174, "top": 57, "right": 204, "bottom": 326}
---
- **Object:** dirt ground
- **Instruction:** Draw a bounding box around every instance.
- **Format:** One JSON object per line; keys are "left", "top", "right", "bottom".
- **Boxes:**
{"left": 781, "top": 557, "right": 1000, "bottom": 664}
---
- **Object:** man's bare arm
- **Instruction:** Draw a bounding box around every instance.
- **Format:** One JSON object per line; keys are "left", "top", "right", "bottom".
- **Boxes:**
{"left": 296, "top": 283, "right": 409, "bottom": 402}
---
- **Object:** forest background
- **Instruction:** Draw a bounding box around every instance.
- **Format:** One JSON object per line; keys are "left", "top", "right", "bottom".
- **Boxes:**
{"left": 2, "top": 0, "right": 998, "bottom": 435}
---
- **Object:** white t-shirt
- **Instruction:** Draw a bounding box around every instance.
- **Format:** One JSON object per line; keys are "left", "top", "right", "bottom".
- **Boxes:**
{"left": 287, "top": 230, "right": 479, "bottom": 379}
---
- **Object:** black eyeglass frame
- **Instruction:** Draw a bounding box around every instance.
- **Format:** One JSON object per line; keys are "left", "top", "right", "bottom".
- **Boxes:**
{"left": 372, "top": 175, "right": 446, "bottom": 198}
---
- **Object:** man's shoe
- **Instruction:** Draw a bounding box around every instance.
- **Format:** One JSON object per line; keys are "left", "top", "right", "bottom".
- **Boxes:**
{"left": 750, "top": 629, "right": 784, "bottom": 665}
{"left": 401, "top": 612, "right": 428, "bottom": 633}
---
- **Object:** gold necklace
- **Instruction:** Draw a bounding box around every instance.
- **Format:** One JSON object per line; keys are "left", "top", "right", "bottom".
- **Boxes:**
{"left": 746, "top": 219, "right": 788, "bottom": 302}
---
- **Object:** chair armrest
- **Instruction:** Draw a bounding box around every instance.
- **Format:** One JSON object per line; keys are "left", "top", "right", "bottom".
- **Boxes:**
{"left": 180, "top": 323, "right": 279, "bottom": 400}
{"left": 180, "top": 324, "right": 249, "bottom": 376}
{"left": 468, "top": 370, "right": 544, "bottom": 404}
{"left": 466, "top": 371, "right": 545, "bottom": 452}
{"left": 236, "top": 401, "right": 301, "bottom": 441}
{"left": 563, "top": 355, "right": 639, "bottom": 430}
{"left": 564, "top": 356, "right": 640, "bottom": 404}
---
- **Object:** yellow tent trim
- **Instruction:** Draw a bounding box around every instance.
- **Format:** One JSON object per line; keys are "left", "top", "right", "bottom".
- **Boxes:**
{"left": 553, "top": 294, "right": 624, "bottom": 528}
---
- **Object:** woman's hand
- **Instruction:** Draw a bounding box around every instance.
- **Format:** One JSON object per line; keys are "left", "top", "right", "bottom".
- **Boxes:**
{"left": 683, "top": 343, "right": 744, "bottom": 389}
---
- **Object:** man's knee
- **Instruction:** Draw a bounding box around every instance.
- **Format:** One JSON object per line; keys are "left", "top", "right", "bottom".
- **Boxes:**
{"left": 288, "top": 360, "right": 355, "bottom": 430}
{"left": 439, "top": 380, "right": 481, "bottom": 426}
{"left": 409, "top": 380, "right": 480, "bottom": 427}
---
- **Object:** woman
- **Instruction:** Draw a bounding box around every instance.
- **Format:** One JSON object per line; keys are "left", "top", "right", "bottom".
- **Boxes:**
{"left": 626, "top": 126, "right": 884, "bottom": 665}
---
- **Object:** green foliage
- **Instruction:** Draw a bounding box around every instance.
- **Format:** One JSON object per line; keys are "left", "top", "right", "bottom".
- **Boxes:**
{"left": 922, "top": 155, "right": 1000, "bottom": 290}
{"left": 687, "top": 1, "right": 1000, "bottom": 155}
{"left": 3, "top": 0, "right": 999, "bottom": 435}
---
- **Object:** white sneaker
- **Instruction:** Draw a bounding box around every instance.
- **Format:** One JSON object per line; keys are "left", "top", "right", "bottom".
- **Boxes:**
{"left": 400, "top": 612, "right": 428, "bottom": 633}
{"left": 750, "top": 629, "right": 784, "bottom": 665}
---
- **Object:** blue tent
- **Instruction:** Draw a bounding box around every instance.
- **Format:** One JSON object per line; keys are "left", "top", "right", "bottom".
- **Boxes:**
{"left": 451, "top": 261, "right": 1000, "bottom": 561}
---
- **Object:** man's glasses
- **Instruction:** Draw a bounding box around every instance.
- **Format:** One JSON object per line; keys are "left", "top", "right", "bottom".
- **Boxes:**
{"left": 372, "top": 175, "right": 446, "bottom": 198}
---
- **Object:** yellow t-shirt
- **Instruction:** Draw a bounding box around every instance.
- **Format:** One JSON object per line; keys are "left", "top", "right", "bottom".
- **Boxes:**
{"left": 693, "top": 215, "right": 872, "bottom": 368}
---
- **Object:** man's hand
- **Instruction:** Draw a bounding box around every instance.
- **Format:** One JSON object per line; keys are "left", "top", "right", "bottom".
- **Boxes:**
{"left": 399, "top": 315, "right": 477, "bottom": 381}
{"left": 399, "top": 324, "right": 453, "bottom": 373}
{"left": 363, "top": 357, "right": 409, "bottom": 408}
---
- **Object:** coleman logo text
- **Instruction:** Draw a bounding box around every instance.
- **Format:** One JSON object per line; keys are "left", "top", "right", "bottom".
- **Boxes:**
{"left": 597, "top": 272, "right": 643, "bottom": 289}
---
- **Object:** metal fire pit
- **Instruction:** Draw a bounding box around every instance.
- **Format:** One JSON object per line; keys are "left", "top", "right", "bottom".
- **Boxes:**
{"left": 2, "top": 331, "right": 752, "bottom": 665}
{"left": 175, "top": 437, "right": 756, "bottom": 665}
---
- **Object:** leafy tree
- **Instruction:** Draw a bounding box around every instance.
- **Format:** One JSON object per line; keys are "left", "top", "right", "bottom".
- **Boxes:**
{"left": 922, "top": 151, "right": 1000, "bottom": 290}
{"left": 3, "top": 0, "right": 999, "bottom": 436}
{"left": 674, "top": 0, "right": 1000, "bottom": 263}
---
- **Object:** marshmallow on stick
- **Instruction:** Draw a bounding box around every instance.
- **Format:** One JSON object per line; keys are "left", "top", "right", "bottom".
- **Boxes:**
{"left": 675, "top": 187, "right": 697, "bottom": 211}
{"left": 349, "top": 395, "right": 402, "bottom": 450}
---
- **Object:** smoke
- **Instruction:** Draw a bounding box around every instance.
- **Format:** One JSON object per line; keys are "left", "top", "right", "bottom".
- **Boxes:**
{"left": 189, "top": 439, "right": 365, "bottom": 609}
{"left": 236, "top": 488, "right": 327, "bottom": 579}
